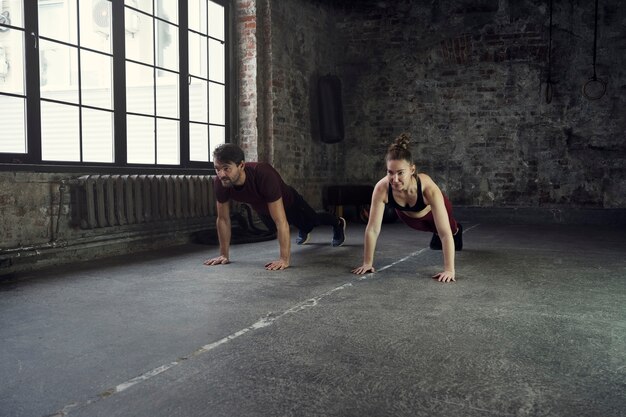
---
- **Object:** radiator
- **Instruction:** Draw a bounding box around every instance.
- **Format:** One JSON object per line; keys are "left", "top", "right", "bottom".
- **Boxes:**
{"left": 72, "top": 175, "right": 216, "bottom": 229}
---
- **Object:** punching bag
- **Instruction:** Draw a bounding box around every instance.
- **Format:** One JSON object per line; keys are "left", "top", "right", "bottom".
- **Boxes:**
{"left": 317, "top": 74, "right": 344, "bottom": 144}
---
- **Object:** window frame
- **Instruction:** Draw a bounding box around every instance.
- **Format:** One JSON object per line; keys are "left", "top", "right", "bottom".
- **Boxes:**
{"left": 0, "top": 0, "right": 230, "bottom": 174}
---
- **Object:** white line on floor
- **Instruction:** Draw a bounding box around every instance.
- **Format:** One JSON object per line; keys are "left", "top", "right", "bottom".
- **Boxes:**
{"left": 54, "top": 223, "right": 480, "bottom": 416}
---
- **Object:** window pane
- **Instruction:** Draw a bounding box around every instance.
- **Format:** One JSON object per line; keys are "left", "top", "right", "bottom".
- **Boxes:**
{"left": 156, "top": 70, "right": 178, "bottom": 118}
{"left": 81, "top": 0, "right": 112, "bottom": 54}
{"left": 0, "top": 29, "right": 25, "bottom": 95}
{"left": 126, "top": 61, "right": 154, "bottom": 115}
{"left": 156, "top": 118, "right": 179, "bottom": 165}
{"left": 125, "top": 8, "right": 152, "bottom": 64}
{"left": 209, "top": 82, "right": 224, "bottom": 124}
{"left": 0, "top": 95, "right": 26, "bottom": 153}
{"left": 2, "top": 0, "right": 24, "bottom": 28}
{"left": 188, "top": 32, "right": 207, "bottom": 78}
{"left": 156, "top": 0, "right": 178, "bottom": 24}
{"left": 189, "top": 123, "right": 208, "bottom": 162}
{"left": 82, "top": 108, "right": 114, "bottom": 163}
{"left": 188, "top": 0, "right": 207, "bottom": 34}
{"left": 209, "top": 125, "right": 225, "bottom": 161}
{"left": 38, "top": 0, "right": 77, "bottom": 44}
{"left": 129, "top": 0, "right": 152, "bottom": 15}
{"left": 157, "top": 20, "right": 178, "bottom": 71}
{"left": 189, "top": 78, "right": 208, "bottom": 123}
{"left": 0, "top": 3, "right": 26, "bottom": 156}
{"left": 81, "top": 50, "right": 113, "bottom": 109}
{"left": 207, "top": 1, "right": 224, "bottom": 41}
{"left": 208, "top": 38, "right": 224, "bottom": 83}
{"left": 127, "top": 114, "right": 154, "bottom": 164}
{"left": 40, "top": 40, "right": 79, "bottom": 104}
{"left": 41, "top": 101, "right": 80, "bottom": 162}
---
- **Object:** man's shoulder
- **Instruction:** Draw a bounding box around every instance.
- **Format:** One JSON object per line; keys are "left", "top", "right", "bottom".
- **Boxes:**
{"left": 246, "top": 161, "right": 272, "bottom": 169}
{"left": 246, "top": 162, "right": 279, "bottom": 177}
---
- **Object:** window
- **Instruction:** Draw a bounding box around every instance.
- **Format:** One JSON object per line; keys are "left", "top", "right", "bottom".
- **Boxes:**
{"left": 0, "top": 0, "right": 229, "bottom": 171}
{"left": 0, "top": 0, "right": 26, "bottom": 154}
{"left": 188, "top": 0, "right": 226, "bottom": 163}
{"left": 38, "top": 0, "right": 114, "bottom": 163}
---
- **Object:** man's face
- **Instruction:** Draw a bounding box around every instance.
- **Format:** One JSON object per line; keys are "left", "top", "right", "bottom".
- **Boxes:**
{"left": 214, "top": 160, "right": 243, "bottom": 187}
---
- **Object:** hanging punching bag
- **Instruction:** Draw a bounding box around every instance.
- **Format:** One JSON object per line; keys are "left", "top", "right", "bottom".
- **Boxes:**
{"left": 317, "top": 74, "right": 344, "bottom": 144}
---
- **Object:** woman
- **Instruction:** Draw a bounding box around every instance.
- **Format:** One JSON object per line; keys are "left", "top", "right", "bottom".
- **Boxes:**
{"left": 351, "top": 133, "right": 463, "bottom": 282}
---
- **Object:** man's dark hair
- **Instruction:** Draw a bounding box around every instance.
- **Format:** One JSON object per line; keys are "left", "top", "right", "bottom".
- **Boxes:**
{"left": 213, "top": 143, "right": 245, "bottom": 165}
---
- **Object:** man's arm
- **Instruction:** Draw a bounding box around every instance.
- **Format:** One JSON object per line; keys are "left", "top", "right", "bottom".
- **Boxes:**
{"left": 203, "top": 200, "right": 232, "bottom": 266}
{"left": 265, "top": 197, "right": 290, "bottom": 270}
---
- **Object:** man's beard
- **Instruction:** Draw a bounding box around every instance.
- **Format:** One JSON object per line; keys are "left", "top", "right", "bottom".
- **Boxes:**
{"left": 220, "top": 172, "right": 240, "bottom": 187}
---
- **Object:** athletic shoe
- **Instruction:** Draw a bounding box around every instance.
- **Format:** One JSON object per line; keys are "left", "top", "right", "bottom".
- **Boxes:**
{"left": 454, "top": 223, "right": 463, "bottom": 251}
{"left": 430, "top": 224, "right": 463, "bottom": 251}
{"left": 429, "top": 233, "right": 442, "bottom": 250}
{"left": 296, "top": 230, "right": 311, "bottom": 245}
{"left": 332, "top": 217, "right": 346, "bottom": 247}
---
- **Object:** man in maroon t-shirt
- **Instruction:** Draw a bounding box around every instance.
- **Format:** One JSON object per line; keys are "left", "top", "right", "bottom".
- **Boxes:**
{"left": 203, "top": 144, "right": 346, "bottom": 271}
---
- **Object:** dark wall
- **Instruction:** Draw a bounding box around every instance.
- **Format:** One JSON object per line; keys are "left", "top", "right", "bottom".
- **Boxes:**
{"left": 267, "top": 0, "right": 347, "bottom": 207}
{"left": 325, "top": 0, "right": 625, "bottom": 208}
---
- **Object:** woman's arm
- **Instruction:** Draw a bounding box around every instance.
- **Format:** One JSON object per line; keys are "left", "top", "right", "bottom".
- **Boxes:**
{"left": 352, "top": 179, "right": 388, "bottom": 274}
{"left": 421, "top": 174, "right": 456, "bottom": 282}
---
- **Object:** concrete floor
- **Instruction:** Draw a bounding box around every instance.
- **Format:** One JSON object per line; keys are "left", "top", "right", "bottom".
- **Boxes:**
{"left": 1, "top": 222, "right": 625, "bottom": 417}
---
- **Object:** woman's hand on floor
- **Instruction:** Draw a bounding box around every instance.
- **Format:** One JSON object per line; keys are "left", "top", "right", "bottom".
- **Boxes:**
{"left": 352, "top": 264, "right": 375, "bottom": 274}
{"left": 432, "top": 270, "right": 455, "bottom": 283}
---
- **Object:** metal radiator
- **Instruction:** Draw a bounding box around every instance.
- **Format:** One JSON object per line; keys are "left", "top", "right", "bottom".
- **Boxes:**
{"left": 72, "top": 175, "right": 215, "bottom": 229}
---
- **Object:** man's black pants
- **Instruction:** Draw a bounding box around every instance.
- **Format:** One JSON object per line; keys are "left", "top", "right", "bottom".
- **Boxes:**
{"left": 258, "top": 188, "right": 338, "bottom": 234}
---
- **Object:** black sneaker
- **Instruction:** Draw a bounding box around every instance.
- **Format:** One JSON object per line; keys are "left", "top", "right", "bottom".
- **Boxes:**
{"left": 296, "top": 230, "right": 311, "bottom": 245}
{"left": 453, "top": 223, "right": 463, "bottom": 251}
{"left": 332, "top": 217, "right": 346, "bottom": 247}
{"left": 429, "top": 233, "right": 442, "bottom": 250}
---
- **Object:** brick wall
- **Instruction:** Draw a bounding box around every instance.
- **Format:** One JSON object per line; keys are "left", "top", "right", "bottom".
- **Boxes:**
{"left": 243, "top": 0, "right": 625, "bottom": 208}
{"left": 236, "top": 0, "right": 260, "bottom": 161}
{"left": 269, "top": 0, "right": 347, "bottom": 207}
{"left": 334, "top": 0, "right": 625, "bottom": 208}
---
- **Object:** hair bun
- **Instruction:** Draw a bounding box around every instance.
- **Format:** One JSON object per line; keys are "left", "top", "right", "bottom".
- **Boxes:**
{"left": 386, "top": 133, "right": 414, "bottom": 163}
{"left": 394, "top": 133, "right": 411, "bottom": 150}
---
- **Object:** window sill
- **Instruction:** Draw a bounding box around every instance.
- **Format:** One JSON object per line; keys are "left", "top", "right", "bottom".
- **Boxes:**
{"left": 0, "top": 162, "right": 214, "bottom": 175}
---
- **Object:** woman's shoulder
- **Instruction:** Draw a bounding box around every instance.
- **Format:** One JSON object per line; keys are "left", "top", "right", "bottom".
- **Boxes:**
{"left": 372, "top": 177, "right": 390, "bottom": 201}
{"left": 374, "top": 176, "right": 389, "bottom": 190}
{"left": 417, "top": 172, "right": 438, "bottom": 189}
{"left": 417, "top": 173, "right": 443, "bottom": 199}
{"left": 417, "top": 172, "right": 433, "bottom": 183}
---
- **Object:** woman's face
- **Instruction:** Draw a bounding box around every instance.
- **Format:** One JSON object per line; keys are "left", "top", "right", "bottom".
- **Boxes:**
{"left": 386, "top": 159, "right": 415, "bottom": 190}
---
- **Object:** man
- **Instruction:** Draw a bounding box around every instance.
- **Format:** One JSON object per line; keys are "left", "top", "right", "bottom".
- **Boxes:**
{"left": 203, "top": 143, "right": 346, "bottom": 271}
